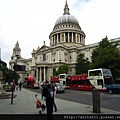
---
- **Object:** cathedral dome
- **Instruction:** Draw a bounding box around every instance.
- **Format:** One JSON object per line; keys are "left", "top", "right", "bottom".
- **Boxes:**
{"left": 49, "top": 0, "right": 86, "bottom": 47}
{"left": 55, "top": 14, "right": 79, "bottom": 26}
{"left": 54, "top": 1, "right": 80, "bottom": 28}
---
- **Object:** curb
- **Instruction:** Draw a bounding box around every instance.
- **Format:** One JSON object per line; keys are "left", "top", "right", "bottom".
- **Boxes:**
{"left": 0, "top": 94, "right": 17, "bottom": 99}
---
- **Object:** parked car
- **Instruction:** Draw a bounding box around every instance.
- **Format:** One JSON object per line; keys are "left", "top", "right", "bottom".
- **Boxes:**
{"left": 106, "top": 84, "right": 120, "bottom": 94}
{"left": 31, "top": 82, "right": 40, "bottom": 89}
{"left": 22, "top": 82, "right": 27, "bottom": 88}
{"left": 55, "top": 83, "right": 65, "bottom": 93}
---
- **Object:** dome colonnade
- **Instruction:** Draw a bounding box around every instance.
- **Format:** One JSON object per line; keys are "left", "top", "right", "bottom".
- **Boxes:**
{"left": 49, "top": 0, "right": 85, "bottom": 47}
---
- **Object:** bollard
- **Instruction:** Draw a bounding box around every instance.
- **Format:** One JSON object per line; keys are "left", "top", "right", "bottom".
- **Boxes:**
{"left": 92, "top": 88, "right": 101, "bottom": 113}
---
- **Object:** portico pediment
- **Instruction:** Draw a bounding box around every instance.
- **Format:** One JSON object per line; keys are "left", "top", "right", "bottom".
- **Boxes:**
{"left": 38, "top": 45, "right": 50, "bottom": 52}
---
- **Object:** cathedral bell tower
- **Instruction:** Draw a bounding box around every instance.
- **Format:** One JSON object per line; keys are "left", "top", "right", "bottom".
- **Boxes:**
{"left": 11, "top": 41, "right": 21, "bottom": 61}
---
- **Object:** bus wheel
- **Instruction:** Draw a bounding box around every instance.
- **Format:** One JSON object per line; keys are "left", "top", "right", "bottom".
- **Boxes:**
{"left": 109, "top": 90, "right": 113, "bottom": 94}
{"left": 74, "top": 86, "right": 78, "bottom": 90}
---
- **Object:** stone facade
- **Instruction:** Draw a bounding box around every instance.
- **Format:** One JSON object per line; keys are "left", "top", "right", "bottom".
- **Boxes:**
{"left": 9, "top": 1, "right": 120, "bottom": 83}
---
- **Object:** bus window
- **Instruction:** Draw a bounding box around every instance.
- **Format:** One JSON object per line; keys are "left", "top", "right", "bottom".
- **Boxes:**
{"left": 103, "top": 69, "right": 112, "bottom": 77}
{"left": 60, "top": 75, "right": 65, "bottom": 79}
{"left": 89, "top": 70, "right": 102, "bottom": 76}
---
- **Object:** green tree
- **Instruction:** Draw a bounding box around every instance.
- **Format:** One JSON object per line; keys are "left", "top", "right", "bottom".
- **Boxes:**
{"left": 55, "top": 64, "right": 69, "bottom": 76}
{"left": 75, "top": 53, "right": 90, "bottom": 75}
{"left": 90, "top": 36, "right": 120, "bottom": 81}
{"left": 0, "top": 60, "right": 20, "bottom": 84}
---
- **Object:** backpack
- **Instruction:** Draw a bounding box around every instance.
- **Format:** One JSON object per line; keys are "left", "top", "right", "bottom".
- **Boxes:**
{"left": 47, "top": 87, "right": 54, "bottom": 98}
{"left": 42, "top": 84, "right": 54, "bottom": 98}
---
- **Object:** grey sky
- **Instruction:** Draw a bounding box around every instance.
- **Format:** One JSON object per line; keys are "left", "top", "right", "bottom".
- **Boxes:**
{"left": 0, "top": 0, "right": 120, "bottom": 66}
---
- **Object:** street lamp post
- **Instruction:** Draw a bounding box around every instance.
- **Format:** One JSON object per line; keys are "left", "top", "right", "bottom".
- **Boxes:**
{"left": 11, "top": 81, "right": 14, "bottom": 104}
{"left": 11, "top": 63, "right": 16, "bottom": 104}
{"left": 11, "top": 56, "right": 18, "bottom": 104}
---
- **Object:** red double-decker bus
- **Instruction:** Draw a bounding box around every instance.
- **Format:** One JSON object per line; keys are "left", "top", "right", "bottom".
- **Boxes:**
{"left": 50, "top": 76, "right": 59, "bottom": 83}
{"left": 69, "top": 74, "right": 93, "bottom": 91}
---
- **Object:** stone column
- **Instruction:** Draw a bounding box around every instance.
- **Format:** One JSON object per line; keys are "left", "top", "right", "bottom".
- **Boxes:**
{"left": 38, "top": 67, "right": 40, "bottom": 81}
{"left": 72, "top": 32, "right": 73, "bottom": 42}
{"left": 57, "top": 50, "right": 59, "bottom": 61}
{"left": 68, "top": 32, "right": 70, "bottom": 42}
{"left": 57, "top": 34, "right": 58, "bottom": 43}
{"left": 82, "top": 36, "right": 83, "bottom": 43}
{"left": 44, "top": 67, "right": 46, "bottom": 81}
{"left": 75, "top": 33, "right": 77, "bottom": 43}
{"left": 60, "top": 33, "right": 62, "bottom": 43}
{"left": 36, "top": 67, "right": 38, "bottom": 81}
{"left": 52, "top": 36, "right": 54, "bottom": 45}
{"left": 40, "top": 67, "right": 42, "bottom": 82}
{"left": 64, "top": 32, "right": 65, "bottom": 42}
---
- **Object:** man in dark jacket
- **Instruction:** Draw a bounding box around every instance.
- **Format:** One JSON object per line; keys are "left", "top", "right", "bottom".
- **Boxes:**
{"left": 43, "top": 81, "right": 54, "bottom": 120}
{"left": 41, "top": 82, "right": 46, "bottom": 100}
{"left": 19, "top": 82, "right": 22, "bottom": 91}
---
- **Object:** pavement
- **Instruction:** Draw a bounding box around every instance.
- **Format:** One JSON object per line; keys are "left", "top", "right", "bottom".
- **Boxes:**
{"left": 0, "top": 88, "right": 120, "bottom": 120}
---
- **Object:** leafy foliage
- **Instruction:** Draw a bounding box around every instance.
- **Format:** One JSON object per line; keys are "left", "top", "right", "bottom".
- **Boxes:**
{"left": 0, "top": 60, "right": 20, "bottom": 84}
{"left": 90, "top": 36, "right": 120, "bottom": 81}
{"left": 75, "top": 53, "right": 90, "bottom": 75}
{"left": 55, "top": 64, "right": 69, "bottom": 76}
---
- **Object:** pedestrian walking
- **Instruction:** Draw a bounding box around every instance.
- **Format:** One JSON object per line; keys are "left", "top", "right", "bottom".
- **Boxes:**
{"left": 16, "top": 83, "right": 18, "bottom": 90}
{"left": 19, "top": 82, "right": 22, "bottom": 91}
{"left": 52, "top": 82, "right": 57, "bottom": 112}
{"left": 42, "top": 81, "right": 54, "bottom": 120}
{"left": 41, "top": 82, "right": 46, "bottom": 100}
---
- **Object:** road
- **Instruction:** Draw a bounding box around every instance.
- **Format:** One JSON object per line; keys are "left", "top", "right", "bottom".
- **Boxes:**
{"left": 56, "top": 89, "right": 120, "bottom": 112}
{"left": 29, "top": 88, "right": 120, "bottom": 112}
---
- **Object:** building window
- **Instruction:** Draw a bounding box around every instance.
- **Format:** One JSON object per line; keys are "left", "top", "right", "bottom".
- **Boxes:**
{"left": 43, "top": 54, "right": 46, "bottom": 61}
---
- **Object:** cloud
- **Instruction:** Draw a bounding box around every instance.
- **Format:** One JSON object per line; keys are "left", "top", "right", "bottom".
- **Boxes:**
{"left": 71, "top": 0, "right": 120, "bottom": 44}
{"left": 0, "top": 0, "right": 120, "bottom": 67}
